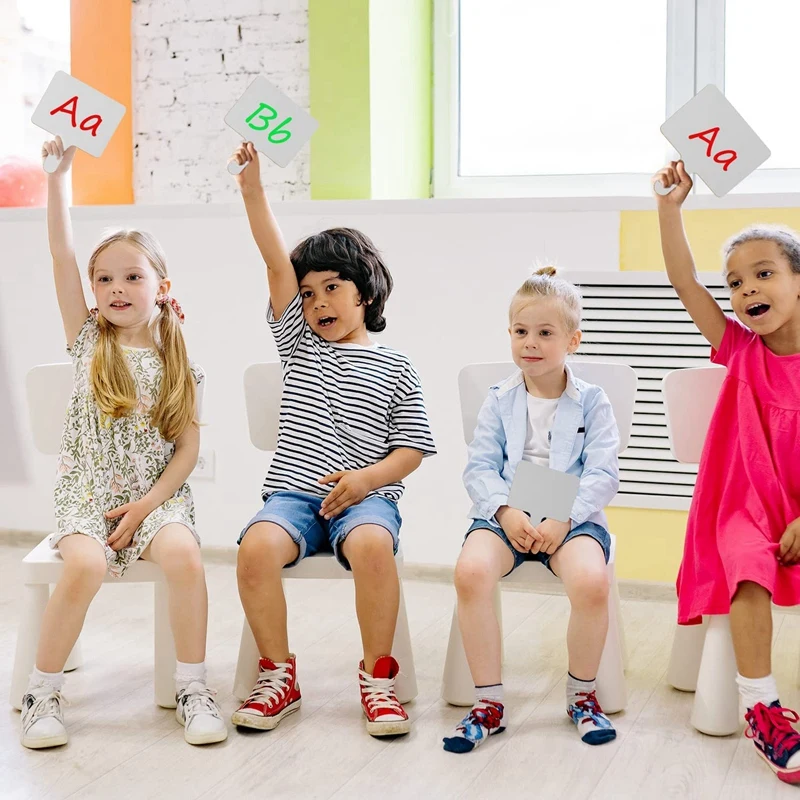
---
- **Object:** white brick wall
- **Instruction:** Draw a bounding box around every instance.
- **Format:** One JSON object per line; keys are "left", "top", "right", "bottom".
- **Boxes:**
{"left": 132, "top": 0, "right": 310, "bottom": 203}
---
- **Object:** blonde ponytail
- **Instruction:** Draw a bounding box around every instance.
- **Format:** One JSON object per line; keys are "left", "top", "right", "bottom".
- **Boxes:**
{"left": 150, "top": 301, "right": 197, "bottom": 442}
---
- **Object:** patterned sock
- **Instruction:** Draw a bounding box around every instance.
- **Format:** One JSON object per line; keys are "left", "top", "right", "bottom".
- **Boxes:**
{"left": 442, "top": 700, "right": 506, "bottom": 753}
{"left": 567, "top": 673, "right": 616, "bottom": 745}
{"left": 29, "top": 666, "right": 66, "bottom": 692}
{"left": 475, "top": 683, "right": 504, "bottom": 704}
{"left": 736, "top": 673, "right": 779, "bottom": 710}
{"left": 174, "top": 661, "right": 207, "bottom": 693}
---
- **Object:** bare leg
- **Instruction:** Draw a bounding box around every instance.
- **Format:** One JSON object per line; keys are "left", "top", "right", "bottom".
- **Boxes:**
{"left": 454, "top": 530, "right": 514, "bottom": 687}
{"left": 35, "top": 534, "right": 107, "bottom": 673}
{"left": 341, "top": 525, "right": 399, "bottom": 673}
{"left": 142, "top": 524, "right": 208, "bottom": 663}
{"left": 729, "top": 581, "right": 772, "bottom": 678}
{"left": 549, "top": 535, "right": 609, "bottom": 681}
{"left": 237, "top": 522, "right": 299, "bottom": 662}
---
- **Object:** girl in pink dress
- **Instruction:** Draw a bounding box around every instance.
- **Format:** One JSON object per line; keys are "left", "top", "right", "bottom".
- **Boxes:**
{"left": 655, "top": 161, "right": 800, "bottom": 785}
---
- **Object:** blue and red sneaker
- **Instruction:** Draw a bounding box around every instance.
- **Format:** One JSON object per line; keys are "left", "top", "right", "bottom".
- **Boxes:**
{"left": 745, "top": 701, "right": 800, "bottom": 783}
{"left": 442, "top": 700, "right": 506, "bottom": 753}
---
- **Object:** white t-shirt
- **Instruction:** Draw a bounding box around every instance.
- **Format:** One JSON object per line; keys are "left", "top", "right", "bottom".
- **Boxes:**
{"left": 522, "top": 393, "right": 559, "bottom": 467}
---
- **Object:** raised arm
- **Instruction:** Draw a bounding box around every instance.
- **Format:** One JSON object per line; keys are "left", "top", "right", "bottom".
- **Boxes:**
{"left": 43, "top": 137, "right": 89, "bottom": 347}
{"left": 653, "top": 160, "right": 727, "bottom": 350}
{"left": 229, "top": 142, "right": 298, "bottom": 319}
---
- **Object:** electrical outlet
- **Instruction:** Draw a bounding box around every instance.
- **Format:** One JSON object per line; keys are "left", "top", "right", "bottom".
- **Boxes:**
{"left": 192, "top": 449, "right": 215, "bottom": 480}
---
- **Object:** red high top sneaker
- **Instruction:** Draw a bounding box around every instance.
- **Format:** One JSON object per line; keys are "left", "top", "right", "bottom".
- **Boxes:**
{"left": 358, "top": 655, "right": 410, "bottom": 736}
{"left": 231, "top": 655, "right": 301, "bottom": 730}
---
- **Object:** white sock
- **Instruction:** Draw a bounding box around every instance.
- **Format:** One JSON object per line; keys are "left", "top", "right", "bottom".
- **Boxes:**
{"left": 567, "top": 672, "right": 596, "bottom": 701}
{"left": 737, "top": 673, "right": 779, "bottom": 710}
{"left": 475, "top": 683, "right": 504, "bottom": 704}
{"left": 174, "top": 661, "right": 206, "bottom": 692}
{"left": 29, "top": 666, "right": 65, "bottom": 692}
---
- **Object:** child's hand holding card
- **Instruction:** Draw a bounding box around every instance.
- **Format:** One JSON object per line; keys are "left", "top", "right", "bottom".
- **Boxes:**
{"left": 31, "top": 71, "right": 126, "bottom": 174}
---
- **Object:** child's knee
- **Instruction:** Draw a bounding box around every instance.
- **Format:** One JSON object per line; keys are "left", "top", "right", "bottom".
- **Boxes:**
{"left": 158, "top": 532, "right": 203, "bottom": 582}
{"left": 569, "top": 568, "right": 609, "bottom": 609}
{"left": 61, "top": 549, "right": 107, "bottom": 592}
{"left": 454, "top": 555, "right": 498, "bottom": 600}
{"left": 343, "top": 525, "right": 395, "bottom": 571}
{"left": 237, "top": 522, "right": 296, "bottom": 583}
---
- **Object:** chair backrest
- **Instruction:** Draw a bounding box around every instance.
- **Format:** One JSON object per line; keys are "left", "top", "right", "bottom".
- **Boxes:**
{"left": 25, "top": 362, "right": 206, "bottom": 456}
{"left": 243, "top": 362, "right": 283, "bottom": 451}
{"left": 457, "top": 361, "right": 637, "bottom": 454}
{"left": 662, "top": 366, "right": 726, "bottom": 463}
{"left": 26, "top": 363, "right": 74, "bottom": 455}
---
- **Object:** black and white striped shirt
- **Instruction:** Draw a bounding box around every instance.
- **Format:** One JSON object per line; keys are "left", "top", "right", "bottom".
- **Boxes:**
{"left": 262, "top": 292, "right": 436, "bottom": 503}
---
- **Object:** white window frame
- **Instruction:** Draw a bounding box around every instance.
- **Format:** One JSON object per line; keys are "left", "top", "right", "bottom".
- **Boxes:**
{"left": 433, "top": 0, "right": 800, "bottom": 199}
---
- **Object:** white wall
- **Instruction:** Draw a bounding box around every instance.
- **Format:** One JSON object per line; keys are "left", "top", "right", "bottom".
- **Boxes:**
{"left": 0, "top": 199, "right": 619, "bottom": 566}
{"left": 133, "top": 0, "right": 309, "bottom": 203}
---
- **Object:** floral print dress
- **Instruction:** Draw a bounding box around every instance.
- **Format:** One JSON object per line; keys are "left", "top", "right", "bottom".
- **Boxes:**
{"left": 51, "top": 315, "right": 204, "bottom": 577}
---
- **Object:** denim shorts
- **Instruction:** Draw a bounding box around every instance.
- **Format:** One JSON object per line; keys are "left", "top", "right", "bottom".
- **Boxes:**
{"left": 239, "top": 491, "right": 401, "bottom": 571}
{"left": 464, "top": 518, "right": 611, "bottom": 577}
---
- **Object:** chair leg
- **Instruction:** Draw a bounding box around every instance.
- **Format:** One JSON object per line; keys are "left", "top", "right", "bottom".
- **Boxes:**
{"left": 441, "top": 603, "right": 475, "bottom": 706}
{"left": 612, "top": 578, "right": 628, "bottom": 671}
{"left": 392, "top": 581, "right": 418, "bottom": 704}
{"left": 64, "top": 638, "right": 83, "bottom": 673}
{"left": 691, "top": 614, "right": 740, "bottom": 736}
{"left": 667, "top": 618, "right": 708, "bottom": 692}
{"left": 441, "top": 585, "right": 504, "bottom": 707}
{"left": 10, "top": 583, "right": 50, "bottom": 711}
{"left": 233, "top": 619, "right": 260, "bottom": 702}
{"left": 596, "top": 565, "right": 627, "bottom": 714}
{"left": 153, "top": 581, "right": 176, "bottom": 708}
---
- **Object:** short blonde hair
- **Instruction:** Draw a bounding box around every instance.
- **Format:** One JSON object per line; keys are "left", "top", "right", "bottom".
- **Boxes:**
{"left": 510, "top": 266, "right": 582, "bottom": 332}
{"left": 87, "top": 229, "right": 197, "bottom": 442}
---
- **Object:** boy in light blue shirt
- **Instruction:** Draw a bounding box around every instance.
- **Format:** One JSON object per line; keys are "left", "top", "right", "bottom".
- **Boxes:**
{"left": 443, "top": 267, "right": 620, "bottom": 753}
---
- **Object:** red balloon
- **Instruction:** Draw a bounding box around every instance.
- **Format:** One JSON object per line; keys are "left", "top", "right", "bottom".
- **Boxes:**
{"left": 0, "top": 157, "right": 47, "bottom": 207}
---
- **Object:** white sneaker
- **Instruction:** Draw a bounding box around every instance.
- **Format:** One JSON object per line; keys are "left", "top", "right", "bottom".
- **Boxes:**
{"left": 21, "top": 685, "right": 68, "bottom": 749}
{"left": 176, "top": 681, "right": 228, "bottom": 745}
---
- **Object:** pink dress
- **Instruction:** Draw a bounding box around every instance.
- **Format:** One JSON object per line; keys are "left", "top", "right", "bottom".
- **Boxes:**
{"left": 677, "top": 315, "right": 800, "bottom": 624}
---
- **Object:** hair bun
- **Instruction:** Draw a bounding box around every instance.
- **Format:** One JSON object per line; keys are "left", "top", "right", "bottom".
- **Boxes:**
{"left": 534, "top": 265, "right": 557, "bottom": 277}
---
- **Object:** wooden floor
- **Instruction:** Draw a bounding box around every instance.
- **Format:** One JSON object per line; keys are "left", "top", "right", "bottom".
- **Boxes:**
{"left": 1, "top": 543, "right": 798, "bottom": 800}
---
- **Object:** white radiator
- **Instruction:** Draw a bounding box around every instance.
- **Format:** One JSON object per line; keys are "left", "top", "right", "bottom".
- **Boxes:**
{"left": 567, "top": 271, "right": 730, "bottom": 511}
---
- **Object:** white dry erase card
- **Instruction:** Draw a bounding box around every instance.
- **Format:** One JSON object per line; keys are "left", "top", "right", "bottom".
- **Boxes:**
{"left": 659, "top": 84, "right": 771, "bottom": 197}
{"left": 507, "top": 461, "right": 579, "bottom": 525}
{"left": 225, "top": 76, "right": 318, "bottom": 169}
{"left": 31, "top": 71, "right": 126, "bottom": 169}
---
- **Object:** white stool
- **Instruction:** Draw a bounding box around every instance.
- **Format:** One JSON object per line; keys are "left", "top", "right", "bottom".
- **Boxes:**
{"left": 9, "top": 536, "right": 176, "bottom": 711}
{"left": 233, "top": 549, "right": 417, "bottom": 704}
{"left": 666, "top": 616, "right": 741, "bottom": 735}
{"left": 441, "top": 534, "right": 627, "bottom": 713}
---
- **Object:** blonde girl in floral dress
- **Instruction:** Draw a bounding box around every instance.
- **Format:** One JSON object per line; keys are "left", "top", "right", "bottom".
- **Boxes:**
{"left": 20, "top": 137, "right": 226, "bottom": 749}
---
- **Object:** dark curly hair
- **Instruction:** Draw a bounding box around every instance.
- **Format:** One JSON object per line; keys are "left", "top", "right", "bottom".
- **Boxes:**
{"left": 290, "top": 228, "right": 393, "bottom": 333}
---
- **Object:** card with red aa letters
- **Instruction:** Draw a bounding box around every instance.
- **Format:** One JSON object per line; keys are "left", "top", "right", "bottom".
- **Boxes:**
{"left": 659, "top": 84, "right": 770, "bottom": 197}
{"left": 31, "top": 72, "right": 126, "bottom": 164}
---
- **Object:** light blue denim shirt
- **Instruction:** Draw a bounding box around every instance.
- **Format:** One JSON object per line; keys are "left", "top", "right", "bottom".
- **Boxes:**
{"left": 463, "top": 364, "right": 620, "bottom": 530}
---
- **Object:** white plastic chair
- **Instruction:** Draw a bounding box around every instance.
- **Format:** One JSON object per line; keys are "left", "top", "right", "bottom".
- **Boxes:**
{"left": 232, "top": 363, "right": 418, "bottom": 704}
{"left": 441, "top": 360, "right": 636, "bottom": 713}
{"left": 662, "top": 365, "right": 742, "bottom": 736}
{"left": 9, "top": 363, "right": 205, "bottom": 710}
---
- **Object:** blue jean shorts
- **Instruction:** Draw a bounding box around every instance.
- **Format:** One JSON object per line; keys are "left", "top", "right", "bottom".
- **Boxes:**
{"left": 239, "top": 491, "right": 401, "bottom": 571}
{"left": 464, "top": 518, "right": 611, "bottom": 577}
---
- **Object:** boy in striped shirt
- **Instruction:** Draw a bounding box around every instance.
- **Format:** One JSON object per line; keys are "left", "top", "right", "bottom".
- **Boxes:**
{"left": 229, "top": 143, "right": 436, "bottom": 737}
